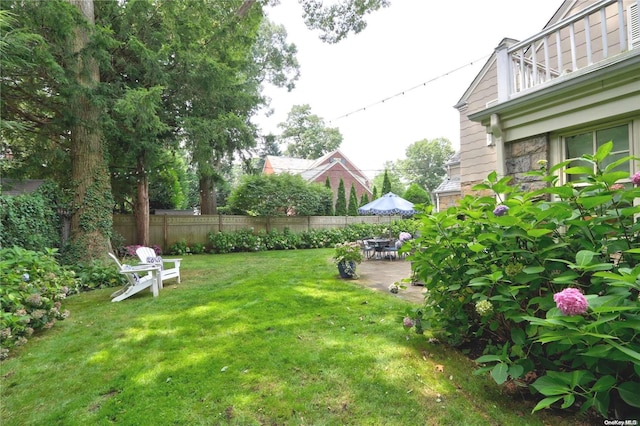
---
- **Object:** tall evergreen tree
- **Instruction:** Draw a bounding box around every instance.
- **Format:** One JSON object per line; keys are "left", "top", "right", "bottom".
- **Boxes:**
{"left": 335, "top": 178, "right": 347, "bottom": 216}
{"left": 372, "top": 186, "right": 379, "bottom": 200}
{"left": 324, "top": 176, "right": 334, "bottom": 215}
{"left": 347, "top": 183, "right": 358, "bottom": 216}
{"left": 382, "top": 169, "right": 392, "bottom": 194}
{"left": 359, "top": 193, "right": 369, "bottom": 206}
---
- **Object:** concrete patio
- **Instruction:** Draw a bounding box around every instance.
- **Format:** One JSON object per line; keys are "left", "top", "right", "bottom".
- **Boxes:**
{"left": 353, "top": 258, "right": 424, "bottom": 304}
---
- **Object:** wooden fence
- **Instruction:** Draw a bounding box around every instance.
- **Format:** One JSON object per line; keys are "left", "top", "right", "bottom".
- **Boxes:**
{"left": 113, "top": 214, "right": 396, "bottom": 251}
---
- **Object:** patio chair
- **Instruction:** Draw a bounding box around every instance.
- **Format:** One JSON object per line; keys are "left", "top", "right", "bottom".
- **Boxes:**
{"left": 359, "top": 240, "right": 375, "bottom": 259}
{"left": 382, "top": 240, "right": 400, "bottom": 260}
{"left": 135, "top": 246, "right": 182, "bottom": 284}
{"left": 108, "top": 253, "right": 160, "bottom": 302}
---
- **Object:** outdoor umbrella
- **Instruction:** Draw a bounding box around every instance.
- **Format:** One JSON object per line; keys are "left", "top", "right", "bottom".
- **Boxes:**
{"left": 358, "top": 192, "right": 417, "bottom": 216}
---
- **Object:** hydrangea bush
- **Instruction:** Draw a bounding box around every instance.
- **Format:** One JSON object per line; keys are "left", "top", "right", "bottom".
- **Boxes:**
{"left": 406, "top": 142, "right": 640, "bottom": 417}
{"left": 0, "top": 247, "right": 76, "bottom": 359}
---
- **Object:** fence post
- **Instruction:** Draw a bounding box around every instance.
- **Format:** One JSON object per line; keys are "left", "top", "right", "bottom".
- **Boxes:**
{"left": 163, "top": 214, "right": 168, "bottom": 251}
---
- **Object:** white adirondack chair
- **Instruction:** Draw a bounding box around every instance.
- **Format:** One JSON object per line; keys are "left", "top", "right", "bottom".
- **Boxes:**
{"left": 108, "top": 253, "right": 160, "bottom": 302}
{"left": 135, "top": 246, "right": 182, "bottom": 285}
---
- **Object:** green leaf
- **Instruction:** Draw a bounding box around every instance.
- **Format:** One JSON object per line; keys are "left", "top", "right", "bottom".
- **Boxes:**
{"left": 604, "top": 155, "right": 635, "bottom": 172}
{"left": 527, "top": 228, "right": 553, "bottom": 238}
{"left": 575, "top": 250, "right": 597, "bottom": 267}
{"left": 601, "top": 171, "right": 629, "bottom": 186}
{"left": 542, "top": 186, "right": 574, "bottom": 198}
{"left": 561, "top": 393, "right": 575, "bottom": 409}
{"left": 467, "top": 242, "right": 486, "bottom": 253}
{"left": 617, "top": 382, "right": 640, "bottom": 408}
{"left": 508, "top": 364, "right": 524, "bottom": 379}
{"left": 565, "top": 166, "right": 594, "bottom": 175}
{"left": 591, "top": 375, "right": 616, "bottom": 392}
{"left": 491, "top": 363, "right": 509, "bottom": 385}
{"left": 475, "top": 354, "right": 503, "bottom": 363}
{"left": 604, "top": 339, "right": 640, "bottom": 364}
{"left": 532, "top": 396, "right": 564, "bottom": 413}
{"left": 511, "top": 328, "right": 526, "bottom": 346}
{"left": 576, "top": 194, "right": 612, "bottom": 209}
{"left": 594, "top": 140, "right": 613, "bottom": 161}
{"left": 531, "top": 376, "right": 570, "bottom": 396}
{"left": 523, "top": 266, "right": 545, "bottom": 274}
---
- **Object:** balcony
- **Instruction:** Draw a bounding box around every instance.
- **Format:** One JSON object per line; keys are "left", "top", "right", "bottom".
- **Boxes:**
{"left": 495, "top": 0, "right": 639, "bottom": 102}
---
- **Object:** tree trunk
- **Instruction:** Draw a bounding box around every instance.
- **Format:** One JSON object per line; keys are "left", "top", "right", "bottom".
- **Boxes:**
{"left": 135, "top": 157, "right": 149, "bottom": 246}
{"left": 199, "top": 176, "right": 217, "bottom": 215}
{"left": 68, "top": 0, "right": 113, "bottom": 260}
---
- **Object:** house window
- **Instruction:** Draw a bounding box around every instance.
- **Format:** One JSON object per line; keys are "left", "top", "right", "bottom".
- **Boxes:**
{"left": 564, "top": 123, "right": 630, "bottom": 181}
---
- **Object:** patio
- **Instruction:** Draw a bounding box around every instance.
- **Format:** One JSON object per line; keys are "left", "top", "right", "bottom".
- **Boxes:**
{"left": 355, "top": 258, "right": 424, "bottom": 304}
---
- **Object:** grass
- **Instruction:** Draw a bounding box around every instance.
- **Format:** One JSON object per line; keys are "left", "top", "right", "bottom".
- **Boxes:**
{"left": 1, "top": 249, "right": 582, "bottom": 425}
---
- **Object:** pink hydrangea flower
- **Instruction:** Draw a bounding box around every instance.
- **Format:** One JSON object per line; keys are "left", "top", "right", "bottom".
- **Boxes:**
{"left": 403, "top": 317, "right": 415, "bottom": 328}
{"left": 632, "top": 171, "right": 640, "bottom": 186}
{"left": 610, "top": 183, "right": 624, "bottom": 191}
{"left": 553, "top": 288, "right": 588, "bottom": 316}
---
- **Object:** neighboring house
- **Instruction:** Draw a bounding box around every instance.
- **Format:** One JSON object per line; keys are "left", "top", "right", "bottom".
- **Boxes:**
{"left": 433, "top": 151, "right": 461, "bottom": 211}
{"left": 0, "top": 178, "right": 45, "bottom": 196}
{"left": 262, "top": 149, "right": 372, "bottom": 204}
{"left": 454, "top": 0, "right": 640, "bottom": 200}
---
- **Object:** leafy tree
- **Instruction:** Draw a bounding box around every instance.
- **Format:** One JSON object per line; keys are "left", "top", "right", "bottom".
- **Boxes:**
{"left": 347, "top": 183, "right": 358, "bottom": 216}
{"left": 300, "top": 0, "right": 390, "bottom": 43}
{"left": 335, "top": 178, "right": 347, "bottom": 216}
{"left": 1, "top": 0, "right": 387, "bottom": 259}
{"left": 397, "top": 137, "right": 455, "bottom": 192}
{"left": 227, "top": 173, "right": 332, "bottom": 216}
{"left": 403, "top": 183, "right": 430, "bottom": 205}
{"left": 359, "top": 193, "right": 369, "bottom": 206}
{"left": 278, "top": 104, "right": 342, "bottom": 159}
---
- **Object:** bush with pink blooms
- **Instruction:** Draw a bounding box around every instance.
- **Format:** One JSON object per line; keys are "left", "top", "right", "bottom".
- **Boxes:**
{"left": 0, "top": 247, "right": 76, "bottom": 359}
{"left": 406, "top": 141, "right": 640, "bottom": 418}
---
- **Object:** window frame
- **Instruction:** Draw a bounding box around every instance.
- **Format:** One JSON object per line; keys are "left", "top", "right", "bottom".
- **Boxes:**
{"left": 550, "top": 118, "right": 640, "bottom": 186}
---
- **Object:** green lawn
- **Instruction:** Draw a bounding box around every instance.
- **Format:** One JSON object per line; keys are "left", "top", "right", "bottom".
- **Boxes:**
{"left": 1, "top": 249, "right": 581, "bottom": 425}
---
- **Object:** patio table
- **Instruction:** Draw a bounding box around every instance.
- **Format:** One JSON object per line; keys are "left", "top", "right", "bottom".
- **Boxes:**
{"left": 365, "top": 239, "right": 392, "bottom": 259}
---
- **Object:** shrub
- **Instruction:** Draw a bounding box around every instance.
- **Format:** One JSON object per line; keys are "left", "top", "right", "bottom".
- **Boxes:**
{"left": 73, "top": 260, "right": 127, "bottom": 291}
{"left": 0, "top": 247, "right": 76, "bottom": 359}
{"left": 207, "top": 220, "right": 421, "bottom": 254}
{"left": 407, "top": 143, "right": 640, "bottom": 417}
{"left": 0, "top": 181, "right": 62, "bottom": 250}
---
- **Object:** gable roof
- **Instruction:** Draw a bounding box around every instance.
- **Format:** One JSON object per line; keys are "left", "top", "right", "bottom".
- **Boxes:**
{"left": 263, "top": 149, "right": 372, "bottom": 193}
{"left": 264, "top": 155, "right": 315, "bottom": 174}
{"left": 433, "top": 176, "right": 460, "bottom": 194}
{"left": 0, "top": 179, "right": 46, "bottom": 196}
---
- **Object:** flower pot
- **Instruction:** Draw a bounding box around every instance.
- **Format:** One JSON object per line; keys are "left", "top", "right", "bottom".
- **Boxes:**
{"left": 337, "top": 261, "right": 357, "bottom": 279}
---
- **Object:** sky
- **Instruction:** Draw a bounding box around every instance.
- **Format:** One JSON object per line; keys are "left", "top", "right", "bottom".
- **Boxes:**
{"left": 255, "top": 1, "right": 563, "bottom": 179}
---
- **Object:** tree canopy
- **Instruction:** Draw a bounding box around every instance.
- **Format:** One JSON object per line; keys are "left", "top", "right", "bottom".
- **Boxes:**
{"left": 397, "top": 137, "right": 455, "bottom": 192}
{"left": 277, "top": 104, "right": 342, "bottom": 159}
{"left": 1, "top": 0, "right": 390, "bottom": 259}
{"left": 226, "top": 173, "right": 332, "bottom": 216}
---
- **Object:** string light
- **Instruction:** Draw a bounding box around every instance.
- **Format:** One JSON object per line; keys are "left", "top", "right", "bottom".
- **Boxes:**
{"left": 328, "top": 54, "right": 491, "bottom": 124}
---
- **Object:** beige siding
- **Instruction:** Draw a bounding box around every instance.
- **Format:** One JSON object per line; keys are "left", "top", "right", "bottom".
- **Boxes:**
{"left": 460, "top": 61, "right": 499, "bottom": 184}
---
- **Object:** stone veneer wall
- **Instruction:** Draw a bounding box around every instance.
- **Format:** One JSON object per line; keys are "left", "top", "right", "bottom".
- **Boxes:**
{"left": 504, "top": 134, "right": 549, "bottom": 193}
{"left": 461, "top": 134, "right": 549, "bottom": 197}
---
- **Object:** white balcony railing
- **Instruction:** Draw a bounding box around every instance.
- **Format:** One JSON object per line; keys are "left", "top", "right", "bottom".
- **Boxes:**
{"left": 496, "top": 0, "right": 639, "bottom": 102}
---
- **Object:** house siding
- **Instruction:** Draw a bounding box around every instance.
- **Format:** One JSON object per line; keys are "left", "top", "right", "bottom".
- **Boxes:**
{"left": 459, "top": 60, "right": 499, "bottom": 188}
{"left": 458, "top": 0, "right": 640, "bottom": 199}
